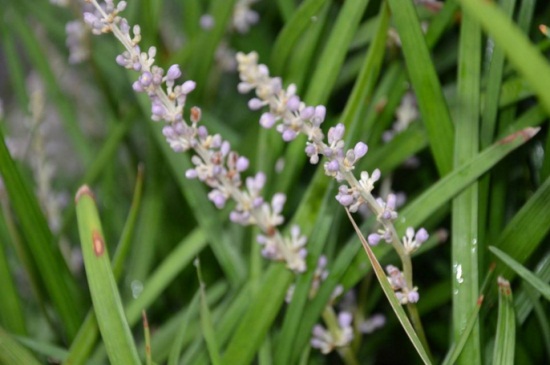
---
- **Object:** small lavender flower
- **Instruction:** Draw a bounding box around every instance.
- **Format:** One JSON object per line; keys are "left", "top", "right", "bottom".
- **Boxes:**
{"left": 359, "top": 313, "right": 386, "bottom": 334}
{"left": 311, "top": 311, "right": 354, "bottom": 354}
{"left": 402, "top": 227, "right": 429, "bottom": 254}
{"left": 386, "top": 265, "right": 419, "bottom": 304}
{"left": 383, "top": 91, "right": 419, "bottom": 142}
{"left": 200, "top": 14, "right": 215, "bottom": 30}
{"left": 66, "top": 20, "right": 90, "bottom": 64}
{"left": 232, "top": 0, "right": 260, "bottom": 34}
{"left": 83, "top": 0, "right": 307, "bottom": 273}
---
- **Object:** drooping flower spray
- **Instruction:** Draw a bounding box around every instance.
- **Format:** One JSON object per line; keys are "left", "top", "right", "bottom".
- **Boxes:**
{"left": 82, "top": 0, "right": 308, "bottom": 273}
{"left": 236, "top": 51, "right": 430, "bottom": 334}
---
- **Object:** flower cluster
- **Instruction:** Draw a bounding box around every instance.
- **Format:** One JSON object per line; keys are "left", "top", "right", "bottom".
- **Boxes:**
{"left": 311, "top": 311, "right": 354, "bottom": 354}
{"left": 232, "top": 0, "right": 260, "bottom": 34}
{"left": 382, "top": 91, "right": 419, "bottom": 142}
{"left": 386, "top": 265, "right": 419, "bottom": 304}
{"left": 237, "top": 51, "right": 429, "bottom": 301}
{"left": 83, "top": 0, "right": 307, "bottom": 273}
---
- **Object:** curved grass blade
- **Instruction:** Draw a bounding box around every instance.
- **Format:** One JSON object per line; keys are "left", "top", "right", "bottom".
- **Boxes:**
{"left": 452, "top": 9, "right": 482, "bottom": 364}
{"left": 492, "top": 278, "right": 515, "bottom": 365}
{"left": 489, "top": 246, "right": 550, "bottom": 302}
{"left": 345, "top": 210, "right": 432, "bottom": 365}
{"left": 274, "top": 212, "right": 334, "bottom": 365}
{"left": 167, "top": 290, "right": 201, "bottom": 365}
{"left": 386, "top": 0, "right": 454, "bottom": 176}
{"left": 222, "top": 265, "right": 293, "bottom": 365}
{"left": 195, "top": 259, "right": 221, "bottom": 365}
{"left": 396, "top": 127, "right": 540, "bottom": 232}
{"left": 457, "top": 0, "right": 550, "bottom": 115}
{"left": 0, "top": 327, "right": 41, "bottom": 365}
{"left": 0, "top": 128, "right": 83, "bottom": 340}
{"left": 12, "top": 336, "right": 68, "bottom": 363}
{"left": 64, "top": 165, "right": 144, "bottom": 365}
{"left": 492, "top": 174, "right": 550, "bottom": 280}
{"left": 75, "top": 186, "right": 140, "bottom": 365}
{"left": 270, "top": 0, "right": 328, "bottom": 74}
{"left": 142, "top": 311, "right": 152, "bottom": 365}
{"left": 0, "top": 235, "right": 26, "bottom": 335}
{"left": 442, "top": 264, "right": 495, "bottom": 365}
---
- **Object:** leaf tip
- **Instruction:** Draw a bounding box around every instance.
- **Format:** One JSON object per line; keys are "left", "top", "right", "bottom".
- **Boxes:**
{"left": 75, "top": 185, "right": 95, "bottom": 203}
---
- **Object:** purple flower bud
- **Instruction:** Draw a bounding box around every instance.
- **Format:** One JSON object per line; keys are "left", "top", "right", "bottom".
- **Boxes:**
{"left": 208, "top": 191, "right": 226, "bottom": 209}
{"left": 325, "top": 160, "right": 339, "bottom": 172}
{"left": 372, "top": 169, "right": 381, "bottom": 181}
{"left": 386, "top": 194, "right": 396, "bottom": 210}
{"left": 252, "top": 197, "right": 264, "bottom": 208}
{"left": 354, "top": 142, "right": 368, "bottom": 159}
{"left": 313, "top": 105, "right": 326, "bottom": 124}
{"left": 133, "top": 62, "right": 142, "bottom": 72}
{"left": 166, "top": 64, "right": 182, "bottom": 81}
{"left": 415, "top": 228, "right": 429, "bottom": 243}
{"left": 305, "top": 144, "right": 317, "bottom": 156}
{"left": 139, "top": 71, "right": 153, "bottom": 86}
{"left": 368, "top": 233, "right": 381, "bottom": 246}
{"left": 236, "top": 156, "right": 249, "bottom": 171}
{"left": 272, "top": 193, "right": 286, "bottom": 212}
{"left": 408, "top": 291, "right": 419, "bottom": 303}
{"left": 238, "top": 82, "right": 253, "bottom": 93}
{"left": 286, "top": 95, "right": 300, "bottom": 111}
{"left": 117, "top": 1, "right": 127, "bottom": 12}
{"left": 220, "top": 141, "right": 231, "bottom": 156}
{"left": 83, "top": 12, "right": 98, "bottom": 26}
{"left": 282, "top": 129, "right": 297, "bottom": 141}
{"left": 260, "top": 112, "right": 276, "bottom": 128}
{"left": 185, "top": 169, "right": 198, "bottom": 179}
{"left": 132, "top": 81, "right": 144, "bottom": 92}
{"left": 116, "top": 54, "right": 126, "bottom": 66}
{"left": 248, "top": 98, "right": 264, "bottom": 110}
{"left": 300, "top": 106, "right": 314, "bottom": 120}
{"left": 151, "top": 102, "right": 165, "bottom": 117}
{"left": 181, "top": 80, "right": 196, "bottom": 94}
{"left": 318, "top": 255, "right": 327, "bottom": 268}
{"left": 328, "top": 123, "right": 345, "bottom": 144}
{"left": 336, "top": 193, "right": 354, "bottom": 206}
{"left": 193, "top": 127, "right": 205, "bottom": 140}
{"left": 338, "top": 311, "right": 353, "bottom": 327}
{"left": 312, "top": 325, "right": 326, "bottom": 338}
{"left": 174, "top": 122, "right": 185, "bottom": 134}
{"left": 162, "top": 126, "right": 175, "bottom": 137}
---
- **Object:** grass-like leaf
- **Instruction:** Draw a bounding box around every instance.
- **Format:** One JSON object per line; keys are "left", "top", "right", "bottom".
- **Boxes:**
{"left": 386, "top": 0, "right": 454, "bottom": 176}
{"left": 195, "top": 259, "right": 222, "bottom": 365}
{"left": 345, "top": 210, "right": 432, "bottom": 365}
{"left": 222, "top": 265, "right": 293, "bottom": 365}
{"left": 0, "top": 327, "right": 41, "bottom": 365}
{"left": 457, "top": 0, "right": 550, "bottom": 115}
{"left": 0, "top": 128, "right": 83, "bottom": 340}
{"left": 75, "top": 185, "right": 140, "bottom": 365}
{"left": 492, "top": 278, "right": 516, "bottom": 365}
{"left": 490, "top": 246, "right": 550, "bottom": 302}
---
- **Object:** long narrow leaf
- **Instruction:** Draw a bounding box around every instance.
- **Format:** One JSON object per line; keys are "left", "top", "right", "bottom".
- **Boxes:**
{"left": 493, "top": 278, "right": 516, "bottom": 365}
{"left": 75, "top": 185, "right": 140, "bottom": 365}
{"left": 345, "top": 210, "right": 432, "bottom": 365}
{"left": 0, "top": 327, "right": 41, "bottom": 365}
{"left": 0, "top": 129, "right": 83, "bottom": 339}
{"left": 457, "top": 0, "right": 550, "bottom": 115}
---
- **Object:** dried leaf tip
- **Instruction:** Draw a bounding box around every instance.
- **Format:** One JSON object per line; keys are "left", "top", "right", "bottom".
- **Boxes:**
{"left": 75, "top": 185, "right": 95, "bottom": 203}
{"left": 498, "top": 127, "right": 540, "bottom": 144}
